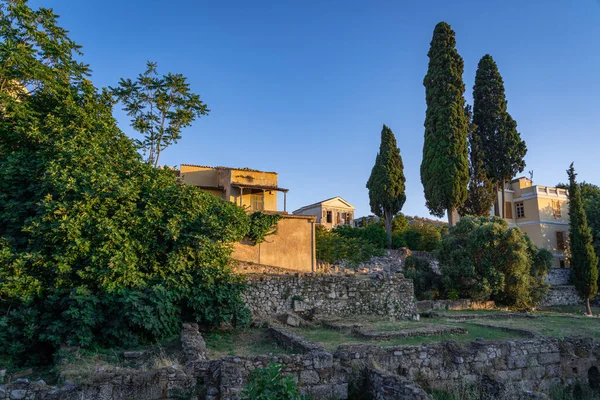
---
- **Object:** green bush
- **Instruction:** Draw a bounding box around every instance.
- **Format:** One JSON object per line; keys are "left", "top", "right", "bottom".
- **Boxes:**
{"left": 316, "top": 226, "right": 384, "bottom": 266}
{"left": 404, "top": 256, "right": 442, "bottom": 300}
{"left": 335, "top": 224, "right": 387, "bottom": 249}
{"left": 396, "top": 223, "right": 442, "bottom": 251}
{"left": 242, "top": 362, "right": 310, "bottom": 400}
{"left": 438, "top": 217, "right": 551, "bottom": 308}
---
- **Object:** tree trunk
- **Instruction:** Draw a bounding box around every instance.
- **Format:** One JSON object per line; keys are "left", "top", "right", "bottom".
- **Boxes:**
{"left": 586, "top": 299, "right": 593, "bottom": 316}
{"left": 447, "top": 207, "right": 454, "bottom": 227}
{"left": 493, "top": 182, "right": 500, "bottom": 217}
{"left": 501, "top": 178, "right": 506, "bottom": 219}
{"left": 384, "top": 210, "right": 393, "bottom": 249}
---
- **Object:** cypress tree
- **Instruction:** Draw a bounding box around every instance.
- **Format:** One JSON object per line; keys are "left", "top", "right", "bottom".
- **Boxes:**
{"left": 366, "top": 124, "right": 406, "bottom": 249}
{"left": 472, "top": 54, "right": 526, "bottom": 218}
{"left": 567, "top": 163, "right": 598, "bottom": 315}
{"left": 460, "top": 105, "right": 496, "bottom": 217}
{"left": 421, "top": 22, "right": 469, "bottom": 226}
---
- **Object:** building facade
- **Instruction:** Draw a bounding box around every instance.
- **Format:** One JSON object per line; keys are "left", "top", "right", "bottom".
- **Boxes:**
{"left": 179, "top": 164, "right": 315, "bottom": 273}
{"left": 497, "top": 177, "right": 569, "bottom": 268}
{"left": 292, "top": 196, "right": 355, "bottom": 229}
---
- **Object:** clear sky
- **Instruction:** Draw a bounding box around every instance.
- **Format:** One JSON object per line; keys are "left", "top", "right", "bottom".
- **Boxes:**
{"left": 31, "top": 0, "right": 600, "bottom": 220}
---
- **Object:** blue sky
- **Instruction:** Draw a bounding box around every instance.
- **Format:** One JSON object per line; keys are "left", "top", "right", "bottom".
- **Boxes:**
{"left": 32, "top": 0, "right": 600, "bottom": 220}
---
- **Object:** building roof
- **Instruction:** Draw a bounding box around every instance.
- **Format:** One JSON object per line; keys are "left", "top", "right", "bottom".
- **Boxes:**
{"left": 231, "top": 183, "right": 289, "bottom": 192}
{"left": 180, "top": 163, "right": 277, "bottom": 174}
{"left": 292, "top": 196, "right": 355, "bottom": 214}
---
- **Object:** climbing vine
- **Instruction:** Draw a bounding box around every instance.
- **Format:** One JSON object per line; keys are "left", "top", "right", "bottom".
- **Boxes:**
{"left": 247, "top": 212, "right": 282, "bottom": 244}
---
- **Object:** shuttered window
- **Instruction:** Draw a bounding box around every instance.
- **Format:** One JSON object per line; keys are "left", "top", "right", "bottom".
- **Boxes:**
{"left": 505, "top": 202, "right": 513, "bottom": 219}
{"left": 556, "top": 231, "right": 566, "bottom": 250}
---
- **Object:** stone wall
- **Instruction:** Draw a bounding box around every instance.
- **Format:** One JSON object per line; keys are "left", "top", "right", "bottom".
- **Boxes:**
{"left": 336, "top": 337, "right": 600, "bottom": 394}
{"left": 416, "top": 299, "right": 496, "bottom": 313}
{"left": 542, "top": 285, "right": 581, "bottom": 306}
{"left": 546, "top": 268, "right": 572, "bottom": 286}
{"left": 243, "top": 274, "right": 417, "bottom": 319}
{"left": 367, "top": 368, "right": 430, "bottom": 400}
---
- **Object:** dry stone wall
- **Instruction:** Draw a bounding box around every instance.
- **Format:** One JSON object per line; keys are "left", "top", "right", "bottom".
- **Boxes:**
{"left": 336, "top": 337, "right": 600, "bottom": 394}
{"left": 545, "top": 268, "right": 571, "bottom": 286}
{"left": 243, "top": 274, "right": 417, "bottom": 319}
{"left": 542, "top": 285, "right": 581, "bottom": 306}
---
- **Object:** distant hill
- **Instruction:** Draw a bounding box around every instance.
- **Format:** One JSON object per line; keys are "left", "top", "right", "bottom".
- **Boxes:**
{"left": 406, "top": 215, "right": 448, "bottom": 227}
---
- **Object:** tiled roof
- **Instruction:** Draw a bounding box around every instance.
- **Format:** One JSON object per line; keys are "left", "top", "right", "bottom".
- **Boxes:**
{"left": 180, "top": 163, "right": 277, "bottom": 174}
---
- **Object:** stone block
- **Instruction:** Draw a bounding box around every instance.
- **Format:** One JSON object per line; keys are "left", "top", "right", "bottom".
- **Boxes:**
{"left": 300, "top": 370, "right": 320, "bottom": 385}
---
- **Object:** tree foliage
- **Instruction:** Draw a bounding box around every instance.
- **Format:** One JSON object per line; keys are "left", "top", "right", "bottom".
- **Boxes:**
{"left": 0, "top": 1, "right": 257, "bottom": 365}
{"left": 111, "top": 61, "right": 209, "bottom": 167}
{"left": 472, "top": 54, "right": 526, "bottom": 217}
{"left": 460, "top": 104, "right": 496, "bottom": 217}
{"left": 404, "top": 256, "right": 442, "bottom": 300}
{"left": 315, "top": 226, "right": 384, "bottom": 266}
{"left": 438, "top": 217, "right": 551, "bottom": 308}
{"left": 421, "top": 22, "right": 469, "bottom": 226}
{"left": 366, "top": 124, "right": 406, "bottom": 248}
{"left": 566, "top": 164, "right": 598, "bottom": 315}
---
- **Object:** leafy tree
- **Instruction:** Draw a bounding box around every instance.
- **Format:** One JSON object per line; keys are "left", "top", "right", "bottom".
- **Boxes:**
{"left": 421, "top": 22, "right": 469, "bottom": 226}
{"left": 472, "top": 54, "right": 526, "bottom": 217}
{"left": 315, "top": 226, "right": 383, "bottom": 267}
{"left": 0, "top": 1, "right": 264, "bottom": 365}
{"left": 242, "top": 362, "right": 309, "bottom": 400}
{"left": 111, "top": 61, "right": 209, "bottom": 167}
{"left": 366, "top": 124, "right": 406, "bottom": 248}
{"left": 335, "top": 224, "right": 387, "bottom": 249}
{"left": 404, "top": 256, "right": 442, "bottom": 300}
{"left": 460, "top": 104, "right": 496, "bottom": 217}
{"left": 397, "top": 223, "right": 442, "bottom": 252}
{"left": 438, "top": 217, "right": 551, "bottom": 308}
{"left": 566, "top": 164, "right": 598, "bottom": 315}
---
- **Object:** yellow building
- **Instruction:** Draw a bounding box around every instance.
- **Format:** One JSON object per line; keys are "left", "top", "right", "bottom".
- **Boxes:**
{"left": 497, "top": 177, "right": 569, "bottom": 268}
{"left": 179, "top": 164, "right": 289, "bottom": 212}
{"left": 179, "top": 164, "right": 316, "bottom": 273}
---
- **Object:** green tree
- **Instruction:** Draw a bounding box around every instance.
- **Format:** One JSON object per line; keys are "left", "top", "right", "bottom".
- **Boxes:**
{"left": 438, "top": 217, "right": 551, "bottom": 308}
{"left": 421, "top": 22, "right": 469, "bottom": 226}
{"left": 0, "top": 1, "right": 255, "bottom": 365}
{"left": 366, "top": 124, "right": 406, "bottom": 248}
{"left": 460, "top": 105, "right": 496, "bottom": 217}
{"left": 111, "top": 61, "right": 209, "bottom": 167}
{"left": 472, "top": 54, "right": 526, "bottom": 217}
{"left": 567, "top": 164, "right": 598, "bottom": 315}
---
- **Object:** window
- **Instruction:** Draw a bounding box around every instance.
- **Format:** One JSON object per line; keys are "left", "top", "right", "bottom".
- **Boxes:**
{"left": 556, "top": 231, "right": 566, "bottom": 250}
{"left": 326, "top": 211, "right": 332, "bottom": 223}
{"left": 516, "top": 202, "right": 525, "bottom": 219}
{"left": 250, "top": 192, "right": 264, "bottom": 211}
{"left": 505, "top": 202, "right": 513, "bottom": 219}
{"left": 552, "top": 200, "right": 562, "bottom": 218}
{"left": 559, "top": 259, "right": 566, "bottom": 268}
{"left": 346, "top": 212, "right": 353, "bottom": 224}
{"left": 336, "top": 212, "right": 341, "bottom": 225}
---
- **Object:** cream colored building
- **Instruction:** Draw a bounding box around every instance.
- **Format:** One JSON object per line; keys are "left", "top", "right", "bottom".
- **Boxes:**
{"left": 179, "top": 164, "right": 315, "bottom": 273}
{"left": 496, "top": 177, "right": 569, "bottom": 268}
{"left": 292, "top": 196, "right": 355, "bottom": 229}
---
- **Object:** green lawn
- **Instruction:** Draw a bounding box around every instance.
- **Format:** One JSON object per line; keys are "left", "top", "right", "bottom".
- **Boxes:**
{"left": 470, "top": 315, "right": 600, "bottom": 339}
{"left": 294, "top": 319, "right": 528, "bottom": 352}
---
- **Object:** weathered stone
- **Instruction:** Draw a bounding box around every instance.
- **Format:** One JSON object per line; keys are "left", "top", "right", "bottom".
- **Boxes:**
{"left": 181, "top": 323, "right": 207, "bottom": 362}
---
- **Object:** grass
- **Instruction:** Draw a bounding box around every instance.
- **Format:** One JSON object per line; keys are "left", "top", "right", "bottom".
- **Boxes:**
{"left": 538, "top": 305, "right": 600, "bottom": 316}
{"left": 203, "top": 328, "right": 293, "bottom": 358}
{"left": 470, "top": 315, "right": 600, "bottom": 339}
{"left": 294, "top": 319, "right": 528, "bottom": 352}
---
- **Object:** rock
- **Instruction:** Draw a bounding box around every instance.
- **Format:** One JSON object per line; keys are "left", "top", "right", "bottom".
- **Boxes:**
{"left": 181, "top": 323, "right": 207, "bottom": 362}
{"left": 10, "top": 389, "right": 27, "bottom": 399}
{"left": 286, "top": 313, "right": 302, "bottom": 327}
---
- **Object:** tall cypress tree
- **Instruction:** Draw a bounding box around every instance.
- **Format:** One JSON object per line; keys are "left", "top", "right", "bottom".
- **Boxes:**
{"left": 472, "top": 54, "right": 526, "bottom": 218}
{"left": 367, "top": 124, "right": 406, "bottom": 249}
{"left": 421, "top": 22, "right": 469, "bottom": 226}
{"left": 460, "top": 105, "right": 496, "bottom": 217}
{"left": 567, "top": 163, "right": 598, "bottom": 315}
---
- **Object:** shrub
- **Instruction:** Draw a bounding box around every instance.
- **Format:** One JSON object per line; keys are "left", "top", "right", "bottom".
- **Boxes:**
{"left": 316, "top": 226, "right": 383, "bottom": 266}
{"left": 242, "top": 362, "right": 310, "bottom": 400}
{"left": 404, "top": 256, "right": 442, "bottom": 300}
{"left": 335, "top": 224, "right": 387, "bottom": 249}
{"left": 438, "top": 216, "right": 551, "bottom": 308}
{"left": 396, "top": 223, "right": 442, "bottom": 251}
